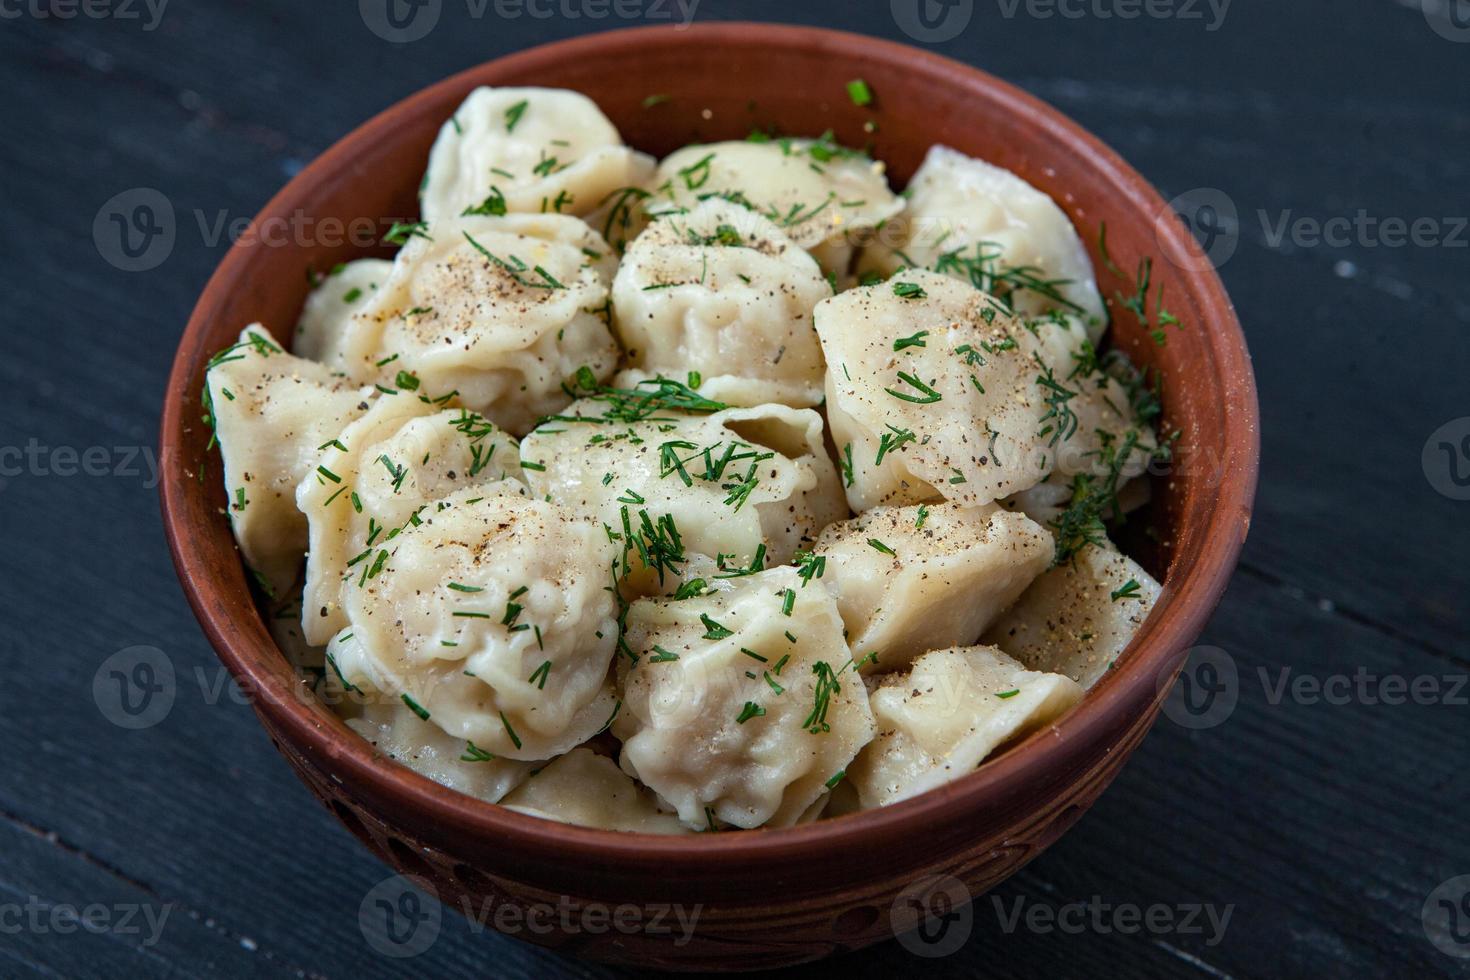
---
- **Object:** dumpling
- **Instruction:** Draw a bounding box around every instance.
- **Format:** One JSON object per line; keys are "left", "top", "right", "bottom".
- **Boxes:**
{"left": 814, "top": 503, "right": 1052, "bottom": 674}
{"left": 614, "top": 566, "right": 875, "bottom": 830}
{"left": 420, "top": 86, "right": 655, "bottom": 225}
{"left": 816, "top": 269, "right": 1054, "bottom": 511}
{"left": 519, "top": 390, "right": 847, "bottom": 588}
{"left": 983, "top": 542, "right": 1161, "bottom": 689}
{"left": 999, "top": 471, "right": 1076, "bottom": 527}
{"left": 296, "top": 396, "right": 523, "bottom": 645}
{"left": 323, "top": 213, "right": 620, "bottom": 435}
{"left": 1025, "top": 311, "right": 1159, "bottom": 479}
{"left": 327, "top": 484, "right": 621, "bottom": 760}
{"left": 981, "top": 312, "right": 1157, "bottom": 528}
{"left": 645, "top": 138, "right": 904, "bottom": 275}
{"left": 337, "top": 696, "right": 537, "bottom": 804}
{"left": 500, "top": 747, "right": 689, "bottom": 834}
{"left": 858, "top": 144, "right": 1105, "bottom": 336}
{"left": 294, "top": 259, "right": 393, "bottom": 362}
{"left": 204, "top": 324, "right": 374, "bottom": 598}
{"left": 610, "top": 199, "right": 832, "bottom": 408}
{"left": 846, "top": 645, "right": 1081, "bottom": 808}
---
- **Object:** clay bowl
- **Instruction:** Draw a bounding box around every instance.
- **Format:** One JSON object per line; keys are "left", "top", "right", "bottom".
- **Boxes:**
{"left": 160, "top": 22, "right": 1257, "bottom": 970}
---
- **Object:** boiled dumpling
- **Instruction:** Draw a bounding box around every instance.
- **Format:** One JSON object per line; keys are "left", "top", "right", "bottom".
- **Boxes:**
{"left": 817, "top": 269, "right": 1054, "bottom": 511}
{"left": 610, "top": 199, "right": 832, "bottom": 407}
{"left": 336, "top": 696, "right": 538, "bottom": 804}
{"left": 644, "top": 138, "right": 904, "bottom": 275}
{"left": 984, "top": 542, "right": 1161, "bottom": 689}
{"left": 846, "top": 644, "right": 1081, "bottom": 808}
{"left": 205, "top": 324, "right": 374, "bottom": 598}
{"left": 1025, "top": 311, "right": 1159, "bottom": 480}
{"left": 999, "top": 471, "right": 1076, "bottom": 527}
{"left": 819, "top": 270, "right": 1152, "bottom": 515}
{"left": 520, "top": 392, "right": 847, "bottom": 589}
{"left": 327, "top": 484, "right": 621, "bottom": 761}
{"left": 614, "top": 566, "right": 875, "bottom": 830}
{"left": 296, "top": 396, "right": 523, "bottom": 645}
{"left": 858, "top": 145, "right": 1105, "bottom": 336}
{"left": 814, "top": 503, "right": 1052, "bottom": 674}
{"left": 420, "top": 86, "right": 655, "bottom": 225}
{"left": 322, "top": 213, "right": 620, "bottom": 435}
{"left": 500, "top": 747, "right": 689, "bottom": 834}
{"left": 294, "top": 259, "right": 392, "bottom": 363}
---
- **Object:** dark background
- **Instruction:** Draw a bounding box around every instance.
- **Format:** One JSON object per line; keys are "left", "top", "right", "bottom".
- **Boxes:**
{"left": 3, "top": 0, "right": 1469, "bottom": 976}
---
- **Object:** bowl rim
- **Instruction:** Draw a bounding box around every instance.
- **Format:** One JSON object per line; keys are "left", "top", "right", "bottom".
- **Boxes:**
{"left": 160, "top": 21, "right": 1258, "bottom": 872}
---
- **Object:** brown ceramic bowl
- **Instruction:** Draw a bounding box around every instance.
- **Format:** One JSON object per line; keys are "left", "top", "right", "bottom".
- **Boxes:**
{"left": 160, "top": 23, "right": 1257, "bottom": 970}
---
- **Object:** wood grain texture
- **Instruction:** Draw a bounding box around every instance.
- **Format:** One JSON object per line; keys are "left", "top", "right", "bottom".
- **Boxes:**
{"left": 0, "top": 0, "right": 1466, "bottom": 977}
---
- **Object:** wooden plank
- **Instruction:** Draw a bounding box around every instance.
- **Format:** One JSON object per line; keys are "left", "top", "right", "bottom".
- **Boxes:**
{"left": 0, "top": 814, "right": 288, "bottom": 979}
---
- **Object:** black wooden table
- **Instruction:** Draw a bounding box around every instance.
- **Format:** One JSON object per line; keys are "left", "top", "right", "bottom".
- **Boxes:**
{"left": 3, "top": 1, "right": 1468, "bottom": 976}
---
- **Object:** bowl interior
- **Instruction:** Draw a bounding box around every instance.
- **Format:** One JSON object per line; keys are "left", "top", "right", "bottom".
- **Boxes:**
{"left": 161, "top": 23, "right": 1256, "bottom": 871}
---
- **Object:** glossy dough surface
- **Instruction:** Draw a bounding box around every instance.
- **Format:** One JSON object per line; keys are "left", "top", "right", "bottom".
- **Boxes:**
{"left": 984, "top": 542, "right": 1161, "bottom": 689}
{"left": 205, "top": 325, "right": 374, "bottom": 598}
{"left": 296, "top": 398, "right": 523, "bottom": 645}
{"left": 815, "top": 503, "right": 1052, "bottom": 674}
{"left": 295, "top": 259, "right": 393, "bottom": 363}
{"left": 328, "top": 484, "right": 620, "bottom": 761}
{"left": 611, "top": 198, "right": 832, "bottom": 408}
{"left": 342, "top": 697, "right": 537, "bottom": 804}
{"left": 420, "top": 86, "right": 655, "bottom": 225}
{"left": 500, "top": 747, "right": 689, "bottom": 834}
{"left": 323, "top": 214, "right": 619, "bottom": 435}
{"left": 818, "top": 270, "right": 1054, "bottom": 511}
{"left": 847, "top": 644, "right": 1082, "bottom": 808}
{"left": 644, "top": 139, "right": 904, "bottom": 272}
{"left": 614, "top": 567, "right": 874, "bottom": 829}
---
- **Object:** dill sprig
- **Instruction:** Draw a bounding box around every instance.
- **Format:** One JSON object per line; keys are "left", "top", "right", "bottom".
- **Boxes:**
{"left": 932, "top": 241, "right": 1083, "bottom": 314}
{"left": 1098, "top": 221, "right": 1184, "bottom": 346}
{"left": 462, "top": 231, "right": 564, "bottom": 290}
{"left": 793, "top": 551, "right": 826, "bottom": 586}
{"left": 562, "top": 369, "right": 728, "bottom": 423}
{"left": 1033, "top": 355, "right": 1081, "bottom": 447}
{"left": 1048, "top": 428, "right": 1151, "bottom": 563}
{"left": 620, "top": 506, "right": 686, "bottom": 584}
{"left": 875, "top": 424, "right": 917, "bottom": 465}
{"left": 802, "top": 662, "right": 842, "bottom": 734}
{"left": 596, "top": 186, "right": 653, "bottom": 251}
{"left": 383, "top": 221, "right": 431, "bottom": 246}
